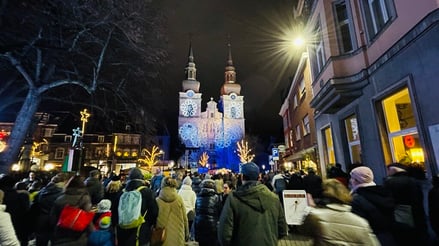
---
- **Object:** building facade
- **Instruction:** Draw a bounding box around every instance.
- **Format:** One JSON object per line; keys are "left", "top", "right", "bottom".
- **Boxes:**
{"left": 178, "top": 43, "right": 245, "bottom": 172}
{"left": 288, "top": 0, "right": 439, "bottom": 181}
{"left": 279, "top": 52, "right": 319, "bottom": 172}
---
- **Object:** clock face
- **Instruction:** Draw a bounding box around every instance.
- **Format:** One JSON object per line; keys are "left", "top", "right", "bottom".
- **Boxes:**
{"left": 186, "top": 90, "right": 195, "bottom": 98}
{"left": 180, "top": 99, "right": 198, "bottom": 117}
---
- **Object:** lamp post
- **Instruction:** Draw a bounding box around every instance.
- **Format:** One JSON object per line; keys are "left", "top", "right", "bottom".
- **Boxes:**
{"left": 159, "top": 149, "right": 165, "bottom": 172}
{"left": 168, "top": 160, "right": 175, "bottom": 177}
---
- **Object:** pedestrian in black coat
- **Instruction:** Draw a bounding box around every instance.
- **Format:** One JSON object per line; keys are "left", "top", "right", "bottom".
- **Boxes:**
{"left": 428, "top": 174, "right": 439, "bottom": 242}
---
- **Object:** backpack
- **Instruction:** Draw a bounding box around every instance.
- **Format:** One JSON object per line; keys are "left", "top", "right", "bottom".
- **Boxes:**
{"left": 274, "top": 176, "right": 288, "bottom": 194}
{"left": 118, "top": 186, "right": 147, "bottom": 229}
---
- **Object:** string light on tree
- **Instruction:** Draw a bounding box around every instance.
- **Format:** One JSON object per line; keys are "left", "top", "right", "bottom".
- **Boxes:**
{"left": 236, "top": 139, "right": 255, "bottom": 163}
{"left": 138, "top": 145, "right": 161, "bottom": 170}
{"left": 199, "top": 152, "right": 209, "bottom": 167}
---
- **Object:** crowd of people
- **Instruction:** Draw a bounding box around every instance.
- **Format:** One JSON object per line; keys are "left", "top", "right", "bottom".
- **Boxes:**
{"left": 0, "top": 161, "right": 438, "bottom": 246}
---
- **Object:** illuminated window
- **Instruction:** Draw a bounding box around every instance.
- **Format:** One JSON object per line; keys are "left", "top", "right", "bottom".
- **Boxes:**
{"left": 55, "top": 148, "right": 65, "bottom": 159}
{"left": 98, "top": 135, "right": 104, "bottom": 143}
{"left": 298, "top": 78, "right": 306, "bottom": 100}
{"left": 381, "top": 88, "right": 424, "bottom": 165}
{"left": 289, "top": 129, "right": 294, "bottom": 148}
{"left": 303, "top": 115, "right": 310, "bottom": 136}
{"left": 323, "top": 127, "right": 336, "bottom": 164}
{"left": 344, "top": 114, "right": 362, "bottom": 163}
{"left": 296, "top": 125, "right": 301, "bottom": 141}
{"left": 293, "top": 94, "right": 298, "bottom": 109}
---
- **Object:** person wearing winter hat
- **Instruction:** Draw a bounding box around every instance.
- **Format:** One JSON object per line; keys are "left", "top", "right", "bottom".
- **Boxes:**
{"left": 88, "top": 215, "right": 115, "bottom": 246}
{"left": 349, "top": 166, "right": 376, "bottom": 192}
{"left": 350, "top": 166, "right": 397, "bottom": 245}
{"left": 115, "top": 167, "right": 158, "bottom": 246}
{"left": 93, "top": 199, "right": 112, "bottom": 229}
{"left": 218, "top": 162, "right": 288, "bottom": 246}
{"left": 178, "top": 176, "right": 196, "bottom": 239}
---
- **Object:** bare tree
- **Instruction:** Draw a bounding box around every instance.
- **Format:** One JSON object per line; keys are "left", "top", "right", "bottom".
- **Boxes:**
{"left": 0, "top": 0, "right": 169, "bottom": 173}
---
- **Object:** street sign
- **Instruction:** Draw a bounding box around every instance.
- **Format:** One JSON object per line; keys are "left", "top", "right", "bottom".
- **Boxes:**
{"left": 272, "top": 148, "right": 279, "bottom": 160}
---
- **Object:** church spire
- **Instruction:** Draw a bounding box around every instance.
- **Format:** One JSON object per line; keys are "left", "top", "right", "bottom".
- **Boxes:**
{"left": 221, "top": 38, "right": 241, "bottom": 95}
{"left": 185, "top": 40, "right": 196, "bottom": 80}
{"left": 182, "top": 39, "right": 200, "bottom": 93}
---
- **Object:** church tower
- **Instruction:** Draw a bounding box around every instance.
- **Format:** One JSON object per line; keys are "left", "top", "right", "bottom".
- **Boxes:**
{"left": 178, "top": 42, "right": 202, "bottom": 148}
{"left": 178, "top": 41, "right": 245, "bottom": 172}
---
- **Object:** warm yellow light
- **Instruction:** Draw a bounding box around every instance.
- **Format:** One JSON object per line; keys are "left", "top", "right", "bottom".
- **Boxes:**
{"left": 44, "top": 163, "right": 55, "bottom": 171}
{"left": 292, "top": 37, "right": 305, "bottom": 47}
{"left": 123, "top": 152, "right": 129, "bottom": 157}
{"left": 11, "top": 164, "right": 20, "bottom": 171}
{"left": 0, "top": 141, "right": 6, "bottom": 152}
{"left": 410, "top": 148, "right": 425, "bottom": 163}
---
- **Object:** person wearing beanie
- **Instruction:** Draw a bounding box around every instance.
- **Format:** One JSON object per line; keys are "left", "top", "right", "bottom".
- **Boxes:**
{"left": 115, "top": 167, "right": 158, "bottom": 246}
{"left": 88, "top": 215, "right": 115, "bottom": 246}
{"left": 178, "top": 176, "right": 196, "bottom": 239}
{"left": 93, "top": 199, "right": 112, "bottom": 230}
{"left": 218, "top": 162, "right": 288, "bottom": 246}
{"left": 85, "top": 169, "right": 104, "bottom": 206}
{"left": 33, "top": 172, "right": 66, "bottom": 246}
{"left": 350, "top": 166, "right": 397, "bottom": 245}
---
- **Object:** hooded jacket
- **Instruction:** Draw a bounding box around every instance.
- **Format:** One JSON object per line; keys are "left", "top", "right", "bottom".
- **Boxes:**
{"left": 218, "top": 181, "right": 287, "bottom": 246}
{"left": 156, "top": 186, "right": 189, "bottom": 246}
{"left": 115, "top": 170, "right": 158, "bottom": 246}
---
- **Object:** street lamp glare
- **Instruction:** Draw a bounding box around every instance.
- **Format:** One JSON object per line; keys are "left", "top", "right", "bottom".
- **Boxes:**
{"left": 292, "top": 37, "right": 305, "bottom": 47}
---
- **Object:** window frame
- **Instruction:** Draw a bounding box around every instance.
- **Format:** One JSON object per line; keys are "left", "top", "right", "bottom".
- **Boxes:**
{"left": 333, "top": 0, "right": 356, "bottom": 53}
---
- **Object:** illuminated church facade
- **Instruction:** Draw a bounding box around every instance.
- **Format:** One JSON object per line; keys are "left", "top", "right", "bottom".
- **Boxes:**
{"left": 178, "top": 43, "right": 245, "bottom": 172}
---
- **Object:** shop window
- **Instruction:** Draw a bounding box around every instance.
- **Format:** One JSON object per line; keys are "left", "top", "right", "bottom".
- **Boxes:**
{"left": 323, "top": 127, "right": 336, "bottom": 164}
{"left": 344, "top": 114, "right": 362, "bottom": 163}
{"left": 381, "top": 88, "right": 424, "bottom": 166}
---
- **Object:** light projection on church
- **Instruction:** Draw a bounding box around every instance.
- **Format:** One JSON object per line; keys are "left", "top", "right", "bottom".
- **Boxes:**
{"left": 179, "top": 123, "right": 199, "bottom": 148}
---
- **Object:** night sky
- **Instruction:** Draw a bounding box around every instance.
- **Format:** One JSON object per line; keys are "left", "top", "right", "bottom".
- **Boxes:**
{"left": 159, "top": 0, "right": 301, "bottom": 141}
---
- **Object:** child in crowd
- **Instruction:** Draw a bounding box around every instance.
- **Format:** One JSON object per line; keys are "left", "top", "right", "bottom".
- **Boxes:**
{"left": 93, "top": 199, "right": 112, "bottom": 230}
{"left": 87, "top": 215, "right": 115, "bottom": 246}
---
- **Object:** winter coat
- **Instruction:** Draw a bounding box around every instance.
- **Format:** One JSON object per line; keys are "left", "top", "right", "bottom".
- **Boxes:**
{"left": 34, "top": 182, "right": 64, "bottom": 245}
{"left": 218, "top": 181, "right": 288, "bottom": 246}
{"left": 191, "top": 176, "right": 202, "bottom": 194}
{"left": 351, "top": 185, "right": 397, "bottom": 245}
{"left": 116, "top": 179, "right": 158, "bottom": 246}
{"left": 0, "top": 204, "right": 20, "bottom": 246}
{"left": 429, "top": 182, "right": 439, "bottom": 237}
{"left": 178, "top": 184, "right": 196, "bottom": 216}
{"left": 2, "top": 187, "right": 30, "bottom": 245}
{"left": 87, "top": 229, "right": 115, "bottom": 246}
{"left": 156, "top": 186, "right": 189, "bottom": 246}
{"left": 84, "top": 177, "right": 104, "bottom": 205}
{"left": 104, "top": 189, "right": 122, "bottom": 227}
{"left": 300, "top": 203, "right": 380, "bottom": 246}
{"left": 384, "top": 171, "right": 429, "bottom": 245}
{"left": 50, "top": 187, "right": 93, "bottom": 246}
{"left": 194, "top": 187, "right": 222, "bottom": 245}
{"left": 150, "top": 175, "right": 163, "bottom": 194}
